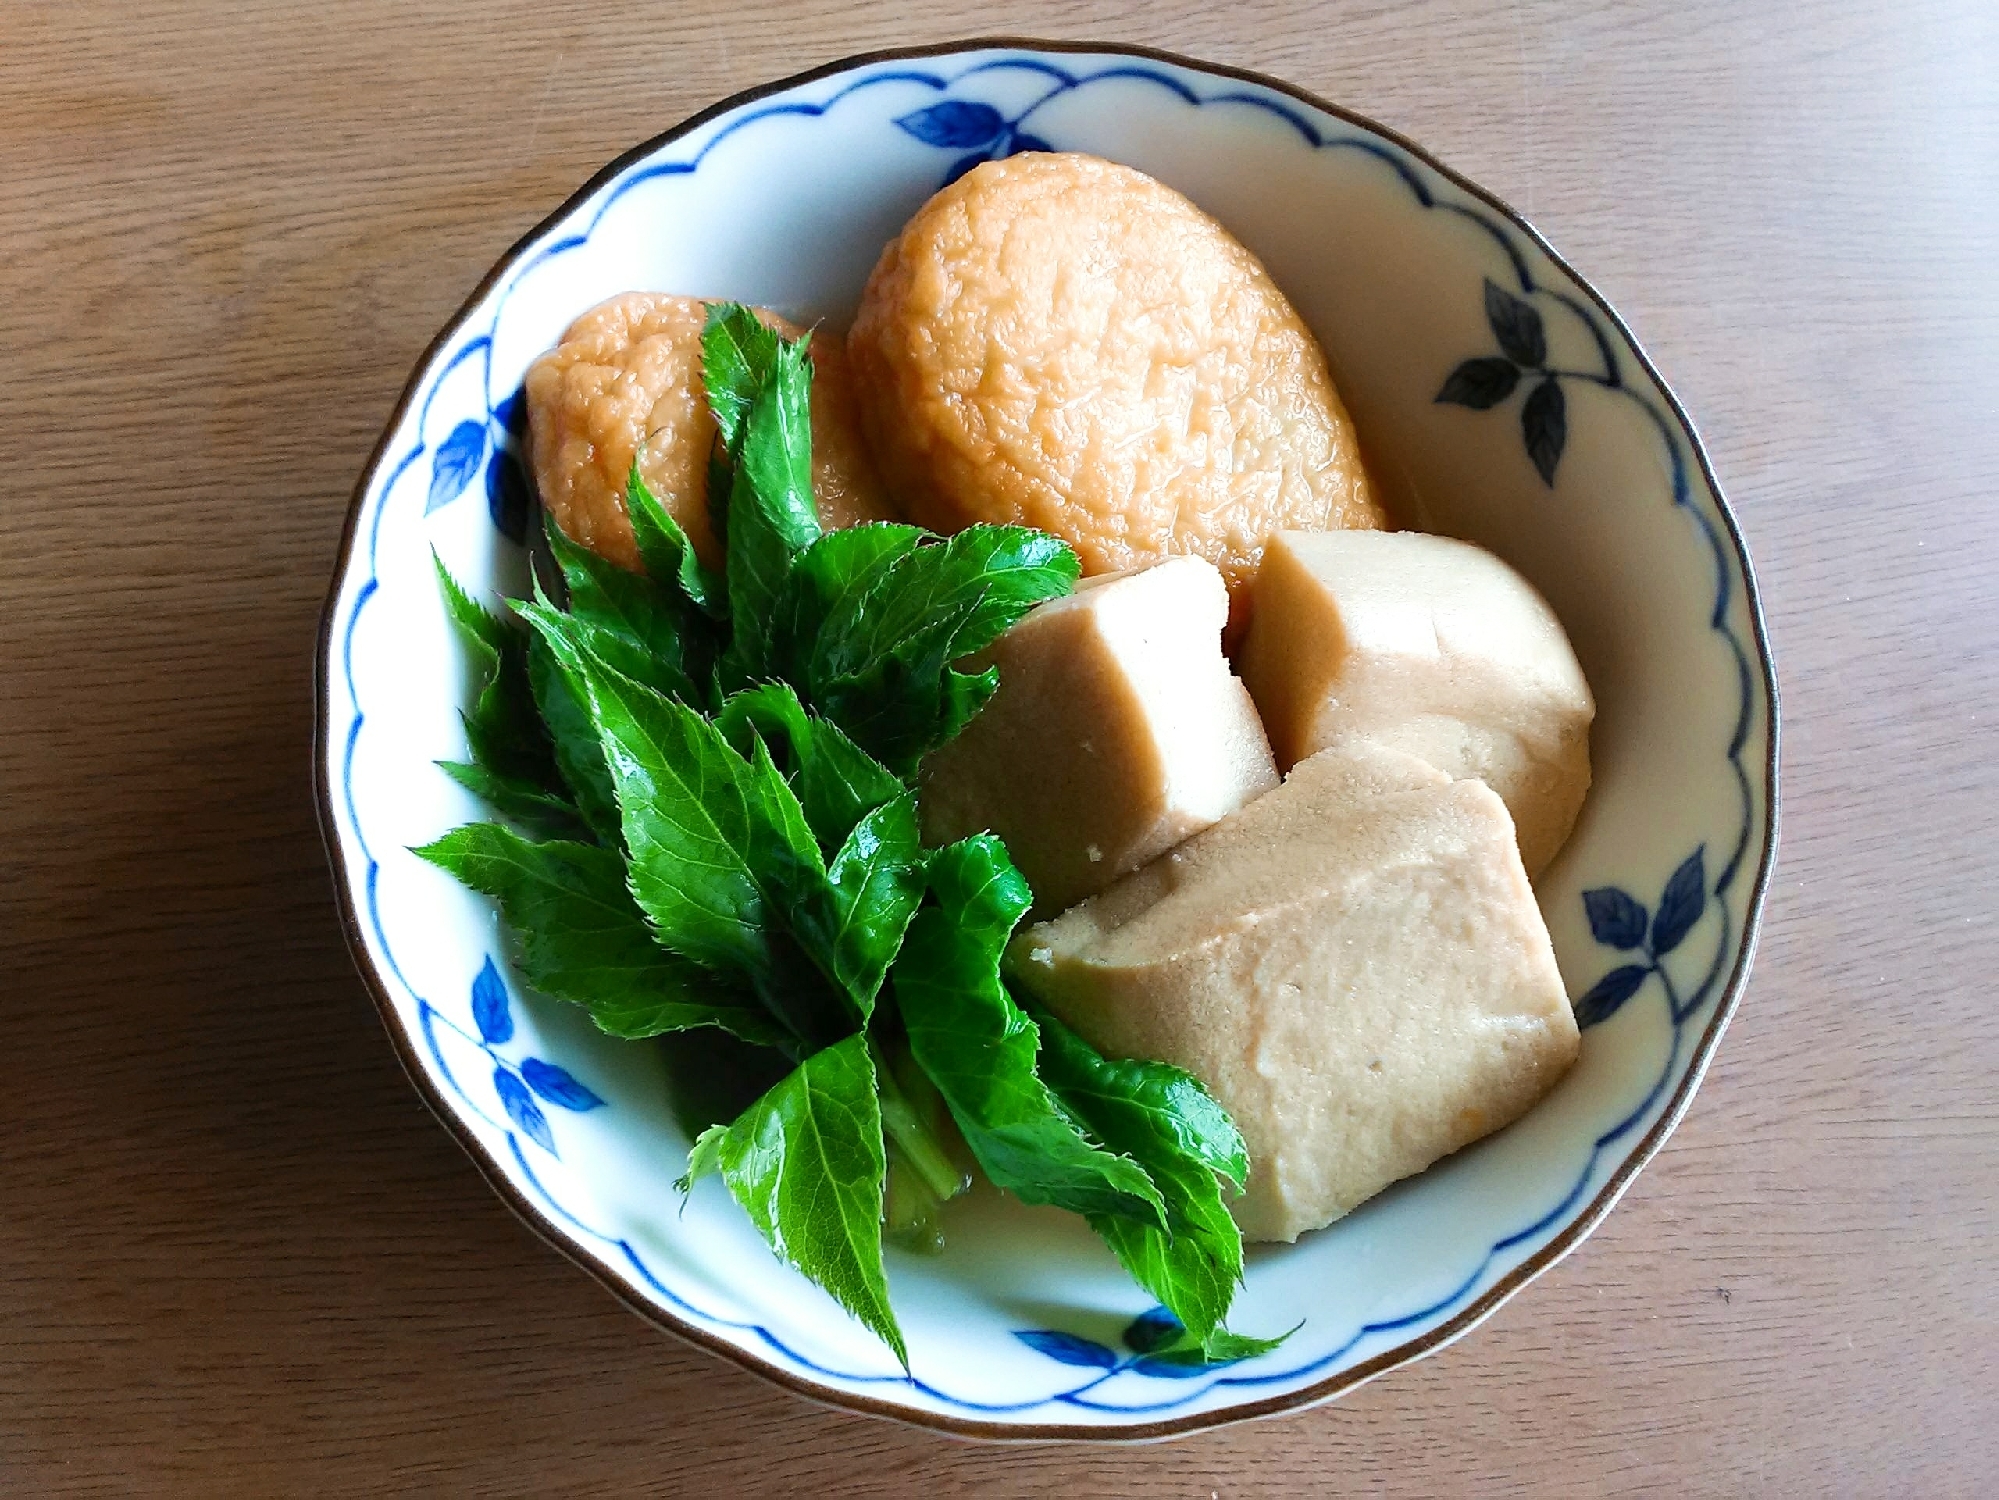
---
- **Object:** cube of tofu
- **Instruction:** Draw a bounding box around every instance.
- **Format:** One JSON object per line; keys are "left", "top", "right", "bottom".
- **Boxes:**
{"left": 1011, "top": 742, "right": 1580, "bottom": 1243}
{"left": 1237, "top": 530, "right": 1595, "bottom": 877}
{"left": 920, "top": 556, "right": 1279, "bottom": 916}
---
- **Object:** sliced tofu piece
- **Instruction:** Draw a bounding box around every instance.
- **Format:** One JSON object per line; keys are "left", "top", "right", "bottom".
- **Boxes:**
{"left": 920, "top": 556, "right": 1279, "bottom": 916}
{"left": 1237, "top": 530, "right": 1595, "bottom": 877}
{"left": 1011, "top": 742, "right": 1580, "bottom": 1243}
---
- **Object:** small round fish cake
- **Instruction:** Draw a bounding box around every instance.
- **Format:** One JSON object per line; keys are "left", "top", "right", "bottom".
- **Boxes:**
{"left": 847, "top": 153, "right": 1384, "bottom": 597}
{"left": 525, "top": 292, "right": 894, "bottom": 571}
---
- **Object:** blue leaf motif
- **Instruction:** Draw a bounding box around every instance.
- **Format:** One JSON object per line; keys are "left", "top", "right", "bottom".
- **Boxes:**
{"left": 1582, "top": 887, "right": 1649, "bottom": 950}
{"left": 485, "top": 446, "right": 531, "bottom": 544}
{"left": 1436, "top": 357, "right": 1520, "bottom": 410}
{"left": 493, "top": 386, "right": 528, "bottom": 439}
{"left": 471, "top": 956, "right": 514, "bottom": 1044}
{"left": 894, "top": 100, "right": 1006, "bottom": 149}
{"left": 1522, "top": 376, "right": 1567, "bottom": 486}
{"left": 1651, "top": 847, "right": 1707, "bottom": 957}
{"left": 1121, "top": 1305, "right": 1184, "bottom": 1354}
{"left": 494, "top": 1065, "right": 556, "bottom": 1154}
{"left": 521, "top": 1057, "right": 605, "bottom": 1112}
{"left": 1575, "top": 964, "right": 1651, "bottom": 1028}
{"left": 426, "top": 420, "right": 488, "bottom": 514}
{"left": 1130, "top": 1354, "right": 1215, "bottom": 1380}
{"left": 1013, "top": 1330, "right": 1119, "bottom": 1369}
{"left": 1483, "top": 279, "right": 1547, "bottom": 367}
{"left": 1009, "top": 131, "right": 1055, "bottom": 154}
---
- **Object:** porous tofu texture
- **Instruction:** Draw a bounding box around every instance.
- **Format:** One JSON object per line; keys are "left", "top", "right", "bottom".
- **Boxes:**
{"left": 1238, "top": 530, "right": 1594, "bottom": 878}
{"left": 847, "top": 153, "right": 1384, "bottom": 601}
{"left": 1011, "top": 743, "right": 1579, "bottom": 1243}
{"left": 920, "top": 556, "right": 1278, "bottom": 917}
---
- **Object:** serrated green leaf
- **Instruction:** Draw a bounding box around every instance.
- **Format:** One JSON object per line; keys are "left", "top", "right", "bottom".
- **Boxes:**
{"left": 792, "top": 792, "right": 926, "bottom": 1021}
{"left": 685, "top": 1032, "right": 906, "bottom": 1367}
{"left": 679, "top": 1121, "right": 727, "bottom": 1191}
{"left": 518, "top": 604, "right": 849, "bottom": 1050}
{"left": 626, "top": 459, "right": 726, "bottom": 618}
{"left": 713, "top": 685, "right": 925, "bottom": 1021}
{"left": 787, "top": 526, "right": 1078, "bottom": 771}
{"left": 717, "top": 336, "right": 820, "bottom": 684}
{"left": 526, "top": 634, "right": 620, "bottom": 844}
{"left": 436, "top": 759, "right": 593, "bottom": 843}
{"left": 744, "top": 727, "right": 834, "bottom": 927}
{"left": 780, "top": 523, "right": 928, "bottom": 627}
{"left": 705, "top": 445, "right": 733, "bottom": 553}
{"left": 1142, "top": 1324, "right": 1293, "bottom": 1366}
{"left": 812, "top": 525, "right": 1078, "bottom": 681}
{"left": 735, "top": 336, "right": 821, "bottom": 552}
{"left": 435, "top": 551, "right": 512, "bottom": 659}
{"left": 1033, "top": 1008, "right": 1265, "bottom": 1351}
{"left": 714, "top": 682, "right": 904, "bottom": 852}
{"left": 721, "top": 704, "right": 919, "bottom": 1026}
{"left": 1034, "top": 1008, "right": 1248, "bottom": 1190}
{"left": 768, "top": 523, "right": 926, "bottom": 686}
{"left": 413, "top": 822, "right": 784, "bottom": 1047}
{"left": 701, "top": 302, "right": 783, "bottom": 453}
{"left": 701, "top": 307, "right": 820, "bottom": 687}
{"left": 541, "top": 514, "right": 708, "bottom": 705}
{"left": 895, "top": 838, "right": 1165, "bottom": 1227}
{"left": 519, "top": 608, "right": 791, "bottom": 968}
{"left": 434, "top": 551, "right": 561, "bottom": 789}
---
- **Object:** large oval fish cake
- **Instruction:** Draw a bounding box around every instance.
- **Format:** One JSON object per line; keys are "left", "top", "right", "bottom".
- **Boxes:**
{"left": 526, "top": 292, "right": 894, "bottom": 571}
{"left": 847, "top": 154, "right": 1383, "bottom": 597}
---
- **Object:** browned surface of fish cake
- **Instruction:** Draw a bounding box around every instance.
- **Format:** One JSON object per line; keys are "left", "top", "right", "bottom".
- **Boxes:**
{"left": 525, "top": 292, "right": 894, "bottom": 571}
{"left": 846, "top": 153, "right": 1384, "bottom": 597}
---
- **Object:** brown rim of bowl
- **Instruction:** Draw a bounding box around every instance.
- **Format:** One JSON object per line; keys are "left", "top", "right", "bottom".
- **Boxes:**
{"left": 313, "top": 36, "right": 1781, "bottom": 1444}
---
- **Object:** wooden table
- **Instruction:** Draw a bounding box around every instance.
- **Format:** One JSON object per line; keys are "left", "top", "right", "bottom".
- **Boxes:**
{"left": 5, "top": 1, "right": 1995, "bottom": 1491}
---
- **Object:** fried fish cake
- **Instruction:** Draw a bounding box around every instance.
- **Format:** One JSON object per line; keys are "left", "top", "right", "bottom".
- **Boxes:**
{"left": 846, "top": 153, "right": 1383, "bottom": 598}
{"left": 525, "top": 292, "right": 894, "bottom": 571}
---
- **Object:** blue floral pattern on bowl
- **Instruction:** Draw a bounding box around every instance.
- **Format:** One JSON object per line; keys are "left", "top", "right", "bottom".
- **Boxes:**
{"left": 424, "top": 956, "right": 606, "bottom": 1156}
{"left": 318, "top": 43, "right": 1776, "bottom": 1438}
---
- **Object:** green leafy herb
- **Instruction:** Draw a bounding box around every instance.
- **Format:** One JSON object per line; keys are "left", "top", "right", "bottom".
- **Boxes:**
{"left": 699, "top": 303, "right": 783, "bottom": 451}
{"left": 525, "top": 634, "right": 621, "bottom": 844}
{"left": 420, "top": 305, "right": 1272, "bottom": 1366}
{"left": 413, "top": 822, "right": 782, "bottom": 1047}
{"left": 436, "top": 758, "right": 593, "bottom": 843}
{"left": 733, "top": 332, "right": 821, "bottom": 552}
{"left": 541, "top": 515, "right": 707, "bottom": 705}
{"left": 793, "top": 791, "right": 926, "bottom": 1020}
{"left": 712, "top": 682, "right": 903, "bottom": 854}
{"left": 789, "top": 525, "right": 1078, "bottom": 772}
{"left": 680, "top": 1031, "right": 905, "bottom": 1367}
{"left": 895, "top": 837, "right": 1165, "bottom": 1227}
{"left": 626, "top": 460, "right": 726, "bottom": 619}
{"left": 519, "top": 604, "right": 841, "bottom": 1036}
{"left": 434, "top": 551, "right": 562, "bottom": 789}
{"left": 706, "top": 309, "right": 821, "bottom": 685}
{"left": 770, "top": 523, "right": 927, "bottom": 671}
{"left": 1034, "top": 1006, "right": 1284, "bottom": 1359}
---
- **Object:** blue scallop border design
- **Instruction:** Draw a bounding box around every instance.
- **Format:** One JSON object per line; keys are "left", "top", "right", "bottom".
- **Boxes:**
{"left": 320, "top": 47, "right": 1775, "bottom": 1432}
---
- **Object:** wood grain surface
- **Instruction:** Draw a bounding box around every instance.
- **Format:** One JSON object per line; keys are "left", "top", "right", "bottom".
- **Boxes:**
{"left": 4, "top": 0, "right": 1996, "bottom": 1492}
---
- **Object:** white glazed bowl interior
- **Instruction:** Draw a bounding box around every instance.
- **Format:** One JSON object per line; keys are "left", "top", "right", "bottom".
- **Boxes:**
{"left": 318, "top": 43, "right": 1776, "bottom": 1439}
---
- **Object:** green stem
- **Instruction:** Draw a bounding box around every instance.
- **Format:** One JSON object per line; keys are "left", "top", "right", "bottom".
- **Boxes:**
{"left": 873, "top": 1039, "right": 967, "bottom": 1203}
{"left": 882, "top": 1149, "right": 946, "bottom": 1255}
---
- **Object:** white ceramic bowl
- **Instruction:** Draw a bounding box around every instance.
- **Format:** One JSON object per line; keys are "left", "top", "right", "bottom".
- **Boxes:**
{"left": 316, "top": 41, "right": 1777, "bottom": 1439}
